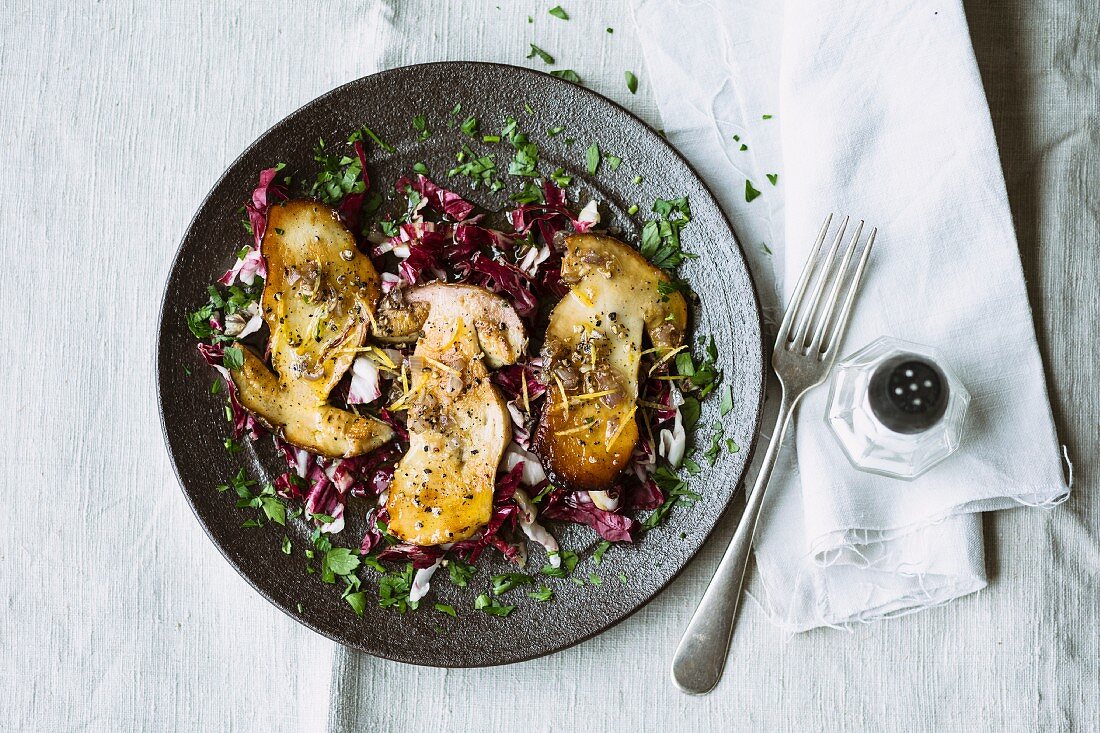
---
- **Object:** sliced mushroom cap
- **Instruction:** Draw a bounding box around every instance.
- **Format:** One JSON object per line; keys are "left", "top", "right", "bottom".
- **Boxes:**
{"left": 377, "top": 284, "right": 527, "bottom": 545}
{"left": 229, "top": 200, "right": 393, "bottom": 457}
{"left": 533, "top": 233, "right": 688, "bottom": 491}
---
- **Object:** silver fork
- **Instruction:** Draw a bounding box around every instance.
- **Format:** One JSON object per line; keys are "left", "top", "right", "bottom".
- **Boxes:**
{"left": 671, "top": 214, "right": 877, "bottom": 695}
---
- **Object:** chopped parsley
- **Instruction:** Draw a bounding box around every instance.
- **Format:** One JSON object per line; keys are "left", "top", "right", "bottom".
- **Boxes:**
{"left": 550, "top": 69, "right": 581, "bottom": 84}
{"left": 527, "top": 44, "right": 555, "bottom": 65}
{"left": 540, "top": 549, "right": 579, "bottom": 577}
{"left": 587, "top": 573, "right": 603, "bottom": 586}
{"left": 434, "top": 603, "right": 457, "bottom": 617}
{"left": 745, "top": 180, "right": 762, "bottom": 202}
{"left": 547, "top": 125, "right": 566, "bottom": 136}
{"left": 412, "top": 162, "right": 429, "bottom": 175}
{"left": 640, "top": 196, "right": 695, "bottom": 270}
{"left": 627, "top": 204, "right": 639, "bottom": 215}
{"left": 281, "top": 535, "right": 292, "bottom": 555}
{"left": 475, "top": 593, "right": 515, "bottom": 617}
{"left": 379, "top": 562, "right": 418, "bottom": 613}
{"left": 447, "top": 558, "right": 476, "bottom": 587}
{"left": 549, "top": 5, "right": 569, "bottom": 19}
{"left": 549, "top": 167, "right": 573, "bottom": 187}
{"left": 767, "top": 173, "right": 779, "bottom": 186}
{"left": 592, "top": 540, "right": 611, "bottom": 565}
{"left": 345, "top": 592, "right": 367, "bottom": 617}
{"left": 643, "top": 466, "right": 702, "bottom": 529}
{"left": 528, "top": 585, "right": 554, "bottom": 601}
{"left": 719, "top": 384, "right": 733, "bottom": 416}
{"left": 762, "top": 113, "right": 774, "bottom": 120}
{"left": 308, "top": 134, "right": 367, "bottom": 205}
{"left": 412, "top": 114, "right": 431, "bottom": 141}
{"left": 352, "top": 124, "right": 396, "bottom": 153}
{"left": 605, "top": 154, "right": 622, "bottom": 170}
{"left": 491, "top": 573, "right": 534, "bottom": 595}
{"left": 585, "top": 143, "right": 600, "bottom": 174}
{"left": 511, "top": 182, "right": 545, "bottom": 204}
{"left": 459, "top": 115, "right": 479, "bottom": 138}
{"left": 625, "top": 70, "right": 638, "bottom": 94}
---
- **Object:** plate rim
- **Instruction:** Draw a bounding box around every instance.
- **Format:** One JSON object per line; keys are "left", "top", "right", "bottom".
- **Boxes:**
{"left": 156, "top": 60, "right": 766, "bottom": 667}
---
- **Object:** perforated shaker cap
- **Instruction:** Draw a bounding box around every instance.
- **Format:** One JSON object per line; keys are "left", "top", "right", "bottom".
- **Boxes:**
{"left": 868, "top": 355, "right": 949, "bottom": 434}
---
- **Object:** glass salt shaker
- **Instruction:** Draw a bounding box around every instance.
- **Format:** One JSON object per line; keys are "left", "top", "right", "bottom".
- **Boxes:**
{"left": 825, "top": 337, "right": 970, "bottom": 480}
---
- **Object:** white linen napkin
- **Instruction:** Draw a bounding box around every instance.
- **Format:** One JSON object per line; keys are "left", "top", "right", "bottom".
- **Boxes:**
{"left": 634, "top": 0, "right": 1070, "bottom": 631}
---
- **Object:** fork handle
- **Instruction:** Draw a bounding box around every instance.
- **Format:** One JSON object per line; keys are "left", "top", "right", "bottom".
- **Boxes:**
{"left": 671, "top": 390, "right": 798, "bottom": 694}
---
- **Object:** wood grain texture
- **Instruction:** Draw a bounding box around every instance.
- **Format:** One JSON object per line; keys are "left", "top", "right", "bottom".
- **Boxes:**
{"left": 0, "top": 0, "right": 1095, "bottom": 731}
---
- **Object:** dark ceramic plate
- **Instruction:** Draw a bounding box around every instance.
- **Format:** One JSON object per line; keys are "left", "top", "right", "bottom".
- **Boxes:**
{"left": 158, "top": 62, "right": 764, "bottom": 667}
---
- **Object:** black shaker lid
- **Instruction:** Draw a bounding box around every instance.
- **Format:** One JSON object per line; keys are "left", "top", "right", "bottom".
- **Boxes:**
{"left": 868, "top": 355, "right": 949, "bottom": 434}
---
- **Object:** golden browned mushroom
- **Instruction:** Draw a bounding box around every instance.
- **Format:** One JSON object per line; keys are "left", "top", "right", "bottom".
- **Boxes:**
{"left": 533, "top": 233, "right": 688, "bottom": 491}
{"left": 228, "top": 200, "right": 394, "bottom": 457}
{"left": 375, "top": 283, "right": 527, "bottom": 546}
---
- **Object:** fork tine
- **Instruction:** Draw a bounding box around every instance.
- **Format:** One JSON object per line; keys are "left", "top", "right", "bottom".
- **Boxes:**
{"left": 821, "top": 227, "right": 876, "bottom": 359}
{"left": 791, "top": 215, "right": 848, "bottom": 349}
{"left": 808, "top": 220, "right": 864, "bottom": 353}
{"left": 775, "top": 214, "right": 832, "bottom": 346}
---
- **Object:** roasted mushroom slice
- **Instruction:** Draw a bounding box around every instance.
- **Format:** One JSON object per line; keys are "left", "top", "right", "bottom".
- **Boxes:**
{"left": 533, "top": 233, "right": 688, "bottom": 491}
{"left": 228, "top": 200, "right": 393, "bottom": 457}
{"left": 376, "top": 284, "right": 527, "bottom": 546}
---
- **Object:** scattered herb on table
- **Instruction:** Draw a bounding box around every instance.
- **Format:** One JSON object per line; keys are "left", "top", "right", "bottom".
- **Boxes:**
{"left": 625, "top": 70, "right": 638, "bottom": 94}
{"left": 527, "top": 44, "right": 555, "bottom": 65}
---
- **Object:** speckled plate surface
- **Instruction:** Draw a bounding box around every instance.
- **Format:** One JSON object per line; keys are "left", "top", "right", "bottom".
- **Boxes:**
{"left": 157, "top": 62, "right": 764, "bottom": 667}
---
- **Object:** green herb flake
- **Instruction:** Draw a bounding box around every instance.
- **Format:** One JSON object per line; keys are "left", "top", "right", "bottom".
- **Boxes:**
{"left": 625, "top": 70, "right": 638, "bottom": 94}
{"left": 643, "top": 466, "right": 703, "bottom": 529}
{"left": 639, "top": 196, "right": 696, "bottom": 271}
{"left": 606, "top": 27, "right": 614, "bottom": 34}
{"left": 296, "top": 602, "right": 304, "bottom": 614}
{"left": 683, "top": 457, "right": 703, "bottom": 476}
{"left": 548, "top": 125, "right": 565, "bottom": 136}
{"left": 528, "top": 585, "right": 554, "bottom": 602}
{"left": 261, "top": 496, "right": 286, "bottom": 526}
{"left": 550, "top": 167, "right": 573, "bottom": 187}
{"left": 704, "top": 432, "right": 723, "bottom": 466}
{"left": 475, "top": 593, "right": 516, "bottom": 617}
{"left": 412, "top": 114, "right": 431, "bottom": 141}
{"left": 434, "top": 603, "right": 457, "bottom": 617}
{"left": 324, "top": 547, "right": 361, "bottom": 576}
{"left": 588, "top": 573, "right": 603, "bottom": 586}
{"left": 617, "top": 572, "right": 628, "bottom": 584}
{"left": 356, "top": 124, "right": 397, "bottom": 153}
{"left": 459, "top": 115, "right": 479, "bottom": 138}
{"left": 510, "top": 182, "right": 546, "bottom": 204}
{"left": 447, "top": 558, "right": 476, "bottom": 587}
{"left": 209, "top": 380, "right": 222, "bottom": 395}
{"left": 633, "top": 174, "right": 643, "bottom": 184}
{"left": 549, "top": 5, "right": 568, "bottom": 19}
{"left": 585, "top": 143, "right": 600, "bottom": 174}
{"left": 767, "top": 173, "right": 779, "bottom": 186}
{"left": 719, "top": 384, "right": 733, "bottom": 416}
{"left": 726, "top": 438, "right": 740, "bottom": 453}
{"left": 540, "top": 549, "right": 579, "bottom": 578}
{"left": 762, "top": 114, "right": 774, "bottom": 120}
{"left": 606, "top": 154, "right": 622, "bottom": 170}
{"left": 627, "top": 204, "right": 639, "bottom": 215}
{"left": 762, "top": 242, "right": 773, "bottom": 255}
{"left": 527, "top": 44, "right": 555, "bottom": 65}
{"left": 223, "top": 437, "right": 241, "bottom": 454}
{"left": 745, "top": 180, "right": 762, "bottom": 202}
{"left": 345, "top": 592, "right": 367, "bottom": 617}
{"left": 492, "top": 573, "right": 534, "bottom": 595}
{"left": 592, "top": 540, "right": 611, "bottom": 565}
{"left": 281, "top": 535, "right": 292, "bottom": 555}
{"left": 412, "top": 162, "right": 429, "bottom": 175}
{"left": 222, "top": 346, "right": 244, "bottom": 371}
{"left": 550, "top": 69, "right": 581, "bottom": 84}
